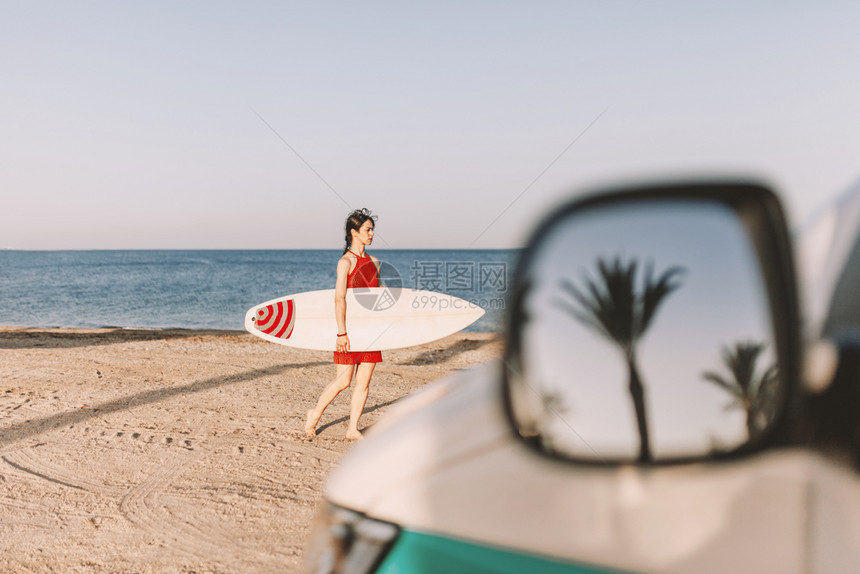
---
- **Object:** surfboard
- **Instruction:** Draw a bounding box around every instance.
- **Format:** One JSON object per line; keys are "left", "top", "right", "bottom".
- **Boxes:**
{"left": 245, "top": 287, "right": 486, "bottom": 351}
{"left": 245, "top": 287, "right": 484, "bottom": 351}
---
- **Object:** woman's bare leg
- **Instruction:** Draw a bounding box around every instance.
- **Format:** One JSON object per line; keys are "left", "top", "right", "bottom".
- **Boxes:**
{"left": 305, "top": 364, "right": 355, "bottom": 437}
{"left": 346, "top": 362, "right": 376, "bottom": 440}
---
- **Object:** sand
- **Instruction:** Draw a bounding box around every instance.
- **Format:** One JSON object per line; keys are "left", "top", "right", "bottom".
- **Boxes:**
{"left": 0, "top": 327, "right": 503, "bottom": 573}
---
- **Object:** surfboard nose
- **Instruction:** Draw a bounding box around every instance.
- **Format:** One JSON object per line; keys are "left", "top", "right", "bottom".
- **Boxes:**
{"left": 252, "top": 300, "right": 296, "bottom": 339}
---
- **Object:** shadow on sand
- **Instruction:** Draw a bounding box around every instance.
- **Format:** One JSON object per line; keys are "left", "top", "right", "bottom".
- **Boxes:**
{"left": 0, "top": 328, "right": 249, "bottom": 350}
{"left": 398, "top": 337, "right": 497, "bottom": 366}
{"left": 314, "top": 397, "right": 402, "bottom": 437}
{"left": 0, "top": 360, "right": 329, "bottom": 448}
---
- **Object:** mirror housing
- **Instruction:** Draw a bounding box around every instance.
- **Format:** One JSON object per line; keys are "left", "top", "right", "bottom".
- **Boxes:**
{"left": 503, "top": 181, "right": 801, "bottom": 465}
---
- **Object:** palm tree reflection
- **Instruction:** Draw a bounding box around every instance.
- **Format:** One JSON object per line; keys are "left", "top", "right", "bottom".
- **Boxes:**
{"left": 557, "top": 257, "right": 685, "bottom": 463}
{"left": 702, "top": 341, "right": 778, "bottom": 440}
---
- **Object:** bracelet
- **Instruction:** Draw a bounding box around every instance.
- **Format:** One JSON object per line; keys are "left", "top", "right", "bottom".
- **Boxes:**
{"left": 337, "top": 332, "right": 347, "bottom": 337}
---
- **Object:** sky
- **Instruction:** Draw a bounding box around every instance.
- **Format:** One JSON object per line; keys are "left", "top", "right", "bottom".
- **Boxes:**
{"left": 3, "top": 1, "right": 860, "bottom": 250}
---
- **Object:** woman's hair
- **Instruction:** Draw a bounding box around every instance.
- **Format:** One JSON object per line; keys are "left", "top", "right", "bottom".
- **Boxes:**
{"left": 343, "top": 208, "right": 377, "bottom": 253}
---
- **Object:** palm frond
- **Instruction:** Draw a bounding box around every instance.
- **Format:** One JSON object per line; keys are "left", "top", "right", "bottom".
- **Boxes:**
{"left": 559, "top": 278, "right": 597, "bottom": 317}
{"left": 557, "top": 256, "right": 684, "bottom": 356}
{"left": 591, "top": 258, "right": 637, "bottom": 346}
{"left": 639, "top": 263, "right": 686, "bottom": 336}
{"left": 557, "top": 278, "right": 614, "bottom": 339}
{"left": 723, "top": 342, "right": 764, "bottom": 395}
{"left": 552, "top": 296, "right": 612, "bottom": 341}
{"left": 702, "top": 371, "right": 742, "bottom": 397}
{"left": 704, "top": 341, "right": 780, "bottom": 430}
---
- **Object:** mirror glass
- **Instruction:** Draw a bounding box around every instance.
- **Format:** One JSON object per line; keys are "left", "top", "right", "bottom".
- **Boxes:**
{"left": 508, "top": 199, "right": 781, "bottom": 463}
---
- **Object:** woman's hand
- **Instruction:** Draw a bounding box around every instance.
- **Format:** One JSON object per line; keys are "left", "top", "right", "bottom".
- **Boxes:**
{"left": 336, "top": 334, "right": 350, "bottom": 353}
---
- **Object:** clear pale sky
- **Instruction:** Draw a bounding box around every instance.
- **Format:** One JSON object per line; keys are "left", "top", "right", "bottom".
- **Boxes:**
{"left": 3, "top": 2, "right": 860, "bottom": 250}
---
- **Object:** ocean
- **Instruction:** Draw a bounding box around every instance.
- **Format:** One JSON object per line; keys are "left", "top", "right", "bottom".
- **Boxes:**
{"left": 0, "top": 250, "right": 519, "bottom": 333}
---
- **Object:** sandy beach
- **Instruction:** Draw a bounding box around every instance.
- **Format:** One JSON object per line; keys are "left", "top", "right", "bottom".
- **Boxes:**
{"left": 0, "top": 327, "right": 502, "bottom": 572}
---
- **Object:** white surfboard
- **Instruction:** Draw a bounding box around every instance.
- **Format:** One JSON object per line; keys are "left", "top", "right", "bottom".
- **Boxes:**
{"left": 245, "top": 287, "right": 485, "bottom": 351}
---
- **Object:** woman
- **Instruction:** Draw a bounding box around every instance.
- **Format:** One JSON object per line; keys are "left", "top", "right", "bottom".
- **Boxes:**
{"left": 305, "top": 208, "right": 382, "bottom": 440}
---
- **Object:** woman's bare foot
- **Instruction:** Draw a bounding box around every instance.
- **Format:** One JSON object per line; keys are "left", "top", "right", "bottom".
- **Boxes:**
{"left": 345, "top": 428, "right": 363, "bottom": 441}
{"left": 305, "top": 410, "right": 319, "bottom": 438}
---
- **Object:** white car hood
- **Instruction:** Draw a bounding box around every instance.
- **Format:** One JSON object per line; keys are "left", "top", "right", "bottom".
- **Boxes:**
{"left": 326, "top": 360, "right": 511, "bottom": 512}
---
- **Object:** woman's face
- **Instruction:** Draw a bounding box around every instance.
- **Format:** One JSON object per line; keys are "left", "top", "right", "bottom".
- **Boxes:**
{"left": 353, "top": 220, "right": 374, "bottom": 245}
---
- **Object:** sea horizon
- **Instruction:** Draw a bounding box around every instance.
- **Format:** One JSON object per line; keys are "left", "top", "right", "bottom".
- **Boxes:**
{"left": 0, "top": 249, "right": 518, "bottom": 332}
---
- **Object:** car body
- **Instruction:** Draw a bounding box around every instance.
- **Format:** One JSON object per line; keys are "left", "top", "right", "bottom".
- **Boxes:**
{"left": 305, "top": 179, "right": 860, "bottom": 574}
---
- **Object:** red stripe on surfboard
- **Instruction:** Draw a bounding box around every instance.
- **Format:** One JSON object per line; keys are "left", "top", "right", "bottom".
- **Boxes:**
{"left": 258, "top": 303, "right": 278, "bottom": 333}
{"left": 255, "top": 308, "right": 272, "bottom": 331}
{"left": 256, "top": 305, "right": 274, "bottom": 329}
{"left": 285, "top": 301, "right": 295, "bottom": 338}
{"left": 273, "top": 301, "right": 290, "bottom": 338}
{"left": 274, "top": 299, "right": 295, "bottom": 339}
{"left": 262, "top": 301, "right": 284, "bottom": 334}
{"left": 257, "top": 304, "right": 278, "bottom": 332}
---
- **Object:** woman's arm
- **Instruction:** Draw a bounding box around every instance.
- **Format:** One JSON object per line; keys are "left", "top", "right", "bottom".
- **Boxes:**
{"left": 370, "top": 254, "right": 382, "bottom": 286}
{"left": 334, "top": 256, "right": 351, "bottom": 352}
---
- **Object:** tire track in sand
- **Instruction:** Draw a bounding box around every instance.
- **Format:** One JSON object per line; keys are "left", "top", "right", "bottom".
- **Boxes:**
{"left": 1, "top": 447, "right": 124, "bottom": 496}
{"left": 118, "top": 429, "right": 253, "bottom": 562}
{"left": 119, "top": 433, "right": 337, "bottom": 564}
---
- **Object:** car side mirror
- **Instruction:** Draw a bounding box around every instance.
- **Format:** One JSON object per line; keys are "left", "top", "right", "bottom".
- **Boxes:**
{"left": 503, "top": 181, "right": 801, "bottom": 465}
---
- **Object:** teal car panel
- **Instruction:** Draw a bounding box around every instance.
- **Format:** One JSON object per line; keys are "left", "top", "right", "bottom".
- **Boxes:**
{"left": 376, "top": 530, "right": 622, "bottom": 574}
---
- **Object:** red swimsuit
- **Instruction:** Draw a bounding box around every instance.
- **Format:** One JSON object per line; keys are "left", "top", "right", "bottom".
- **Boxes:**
{"left": 333, "top": 251, "right": 383, "bottom": 365}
